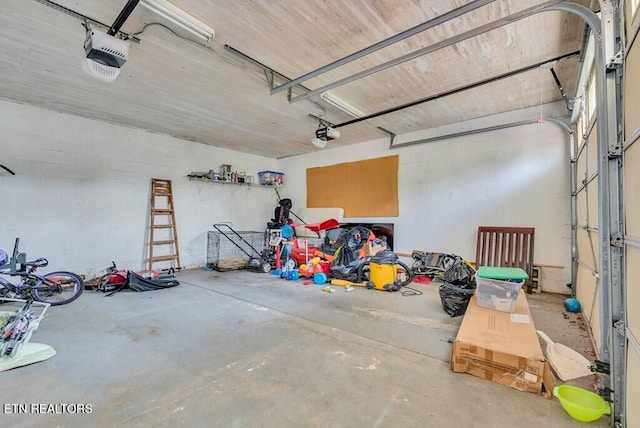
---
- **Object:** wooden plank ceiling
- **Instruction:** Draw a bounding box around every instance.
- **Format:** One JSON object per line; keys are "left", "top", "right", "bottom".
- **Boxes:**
{"left": 0, "top": 0, "right": 591, "bottom": 158}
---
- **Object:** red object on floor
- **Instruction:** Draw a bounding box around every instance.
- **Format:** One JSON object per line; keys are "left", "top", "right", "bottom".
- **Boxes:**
{"left": 412, "top": 275, "right": 432, "bottom": 284}
{"left": 289, "top": 247, "right": 318, "bottom": 266}
{"left": 319, "top": 260, "right": 330, "bottom": 274}
{"left": 291, "top": 218, "right": 340, "bottom": 234}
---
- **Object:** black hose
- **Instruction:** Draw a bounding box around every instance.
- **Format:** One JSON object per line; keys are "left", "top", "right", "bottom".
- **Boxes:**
{"left": 397, "top": 261, "right": 414, "bottom": 287}
{"left": 0, "top": 164, "right": 15, "bottom": 175}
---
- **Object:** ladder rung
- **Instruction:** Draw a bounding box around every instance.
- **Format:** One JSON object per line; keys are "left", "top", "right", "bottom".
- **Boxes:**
{"left": 152, "top": 225, "right": 174, "bottom": 229}
{"left": 152, "top": 240, "right": 176, "bottom": 245}
{"left": 151, "top": 255, "right": 178, "bottom": 262}
{"left": 152, "top": 209, "right": 173, "bottom": 214}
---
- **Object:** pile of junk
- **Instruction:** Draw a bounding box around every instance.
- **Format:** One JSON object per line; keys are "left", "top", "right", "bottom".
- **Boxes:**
{"left": 212, "top": 197, "right": 476, "bottom": 301}
{"left": 214, "top": 216, "right": 415, "bottom": 293}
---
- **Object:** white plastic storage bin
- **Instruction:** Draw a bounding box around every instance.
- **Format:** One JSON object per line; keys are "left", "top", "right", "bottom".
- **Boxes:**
{"left": 475, "top": 276, "right": 524, "bottom": 313}
{"left": 257, "top": 171, "right": 284, "bottom": 187}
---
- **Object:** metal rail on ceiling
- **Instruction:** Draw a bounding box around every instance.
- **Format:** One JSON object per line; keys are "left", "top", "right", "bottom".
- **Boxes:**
{"left": 288, "top": 0, "right": 563, "bottom": 104}
{"left": 226, "top": 45, "right": 577, "bottom": 133}
{"left": 223, "top": 45, "right": 314, "bottom": 94}
{"left": 269, "top": 0, "right": 497, "bottom": 96}
{"left": 32, "top": 0, "right": 140, "bottom": 42}
{"left": 108, "top": 0, "right": 140, "bottom": 36}
{"left": 331, "top": 50, "right": 579, "bottom": 129}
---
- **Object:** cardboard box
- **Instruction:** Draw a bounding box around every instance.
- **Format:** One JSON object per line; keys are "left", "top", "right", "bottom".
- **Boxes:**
{"left": 450, "top": 290, "right": 549, "bottom": 394}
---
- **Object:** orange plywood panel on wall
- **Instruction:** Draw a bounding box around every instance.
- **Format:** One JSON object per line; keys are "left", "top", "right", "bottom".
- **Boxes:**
{"left": 306, "top": 155, "right": 399, "bottom": 217}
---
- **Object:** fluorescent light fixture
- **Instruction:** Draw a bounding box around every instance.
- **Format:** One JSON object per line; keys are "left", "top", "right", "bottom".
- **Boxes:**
{"left": 320, "top": 91, "right": 368, "bottom": 119}
{"left": 140, "top": 0, "right": 215, "bottom": 46}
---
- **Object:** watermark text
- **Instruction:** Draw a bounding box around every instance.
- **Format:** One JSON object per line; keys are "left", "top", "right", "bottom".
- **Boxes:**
{"left": 3, "top": 403, "right": 92, "bottom": 414}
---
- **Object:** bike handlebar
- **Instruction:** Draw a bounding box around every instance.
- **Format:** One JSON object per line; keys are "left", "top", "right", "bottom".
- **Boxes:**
{"left": 24, "top": 258, "right": 48, "bottom": 268}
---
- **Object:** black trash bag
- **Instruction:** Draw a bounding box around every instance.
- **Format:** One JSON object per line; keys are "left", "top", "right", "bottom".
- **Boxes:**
{"left": 318, "top": 228, "right": 349, "bottom": 257}
{"left": 126, "top": 271, "right": 180, "bottom": 292}
{"left": 442, "top": 257, "right": 476, "bottom": 286}
{"left": 329, "top": 226, "right": 373, "bottom": 281}
{"left": 343, "top": 226, "right": 372, "bottom": 252}
{"left": 329, "top": 245, "right": 366, "bottom": 281}
{"left": 439, "top": 282, "right": 475, "bottom": 317}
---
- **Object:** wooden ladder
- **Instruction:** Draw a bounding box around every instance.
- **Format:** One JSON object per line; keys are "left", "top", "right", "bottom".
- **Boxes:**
{"left": 149, "top": 178, "right": 181, "bottom": 271}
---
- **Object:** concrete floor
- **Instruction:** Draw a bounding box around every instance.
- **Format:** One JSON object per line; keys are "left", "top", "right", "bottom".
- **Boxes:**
{"left": 1, "top": 268, "right": 609, "bottom": 427}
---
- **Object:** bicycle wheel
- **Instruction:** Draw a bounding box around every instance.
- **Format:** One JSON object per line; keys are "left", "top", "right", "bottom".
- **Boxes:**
{"left": 33, "top": 271, "right": 84, "bottom": 305}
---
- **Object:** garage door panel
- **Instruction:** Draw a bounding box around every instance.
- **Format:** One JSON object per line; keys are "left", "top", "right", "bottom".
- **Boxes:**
{"left": 624, "top": 20, "right": 640, "bottom": 428}
{"left": 626, "top": 246, "right": 640, "bottom": 335}
{"left": 627, "top": 346, "right": 640, "bottom": 427}
{"left": 587, "top": 126, "right": 598, "bottom": 176}
{"left": 577, "top": 189, "right": 587, "bottom": 227}
{"left": 625, "top": 39, "right": 640, "bottom": 136}
{"left": 626, "top": 0, "right": 640, "bottom": 31}
{"left": 587, "top": 179, "right": 599, "bottom": 225}
{"left": 577, "top": 228, "right": 599, "bottom": 266}
{"left": 577, "top": 264, "right": 601, "bottom": 350}
{"left": 575, "top": 183, "right": 598, "bottom": 231}
{"left": 625, "top": 143, "right": 640, "bottom": 236}
{"left": 576, "top": 148, "right": 587, "bottom": 180}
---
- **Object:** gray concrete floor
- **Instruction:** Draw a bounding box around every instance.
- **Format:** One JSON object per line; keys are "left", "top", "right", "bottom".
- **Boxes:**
{"left": 1, "top": 268, "right": 608, "bottom": 427}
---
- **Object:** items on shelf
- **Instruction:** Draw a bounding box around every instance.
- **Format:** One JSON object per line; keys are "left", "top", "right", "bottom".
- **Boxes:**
{"left": 187, "top": 164, "right": 257, "bottom": 185}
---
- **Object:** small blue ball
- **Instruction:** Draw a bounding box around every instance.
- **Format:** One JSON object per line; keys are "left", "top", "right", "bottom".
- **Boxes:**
{"left": 564, "top": 298, "right": 582, "bottom": 313}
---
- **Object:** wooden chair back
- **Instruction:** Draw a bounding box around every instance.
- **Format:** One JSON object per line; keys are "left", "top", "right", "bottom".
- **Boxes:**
{"left": 475, "top": 226, "right": 535, "bottom": 293}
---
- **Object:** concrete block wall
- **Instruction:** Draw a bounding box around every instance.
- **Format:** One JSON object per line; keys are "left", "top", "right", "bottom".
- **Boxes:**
{"left": 0, "top": 99, "right": 573, "bottom": 293}
{"left": 0, "top": 99, "right": 278, "bottom": 279}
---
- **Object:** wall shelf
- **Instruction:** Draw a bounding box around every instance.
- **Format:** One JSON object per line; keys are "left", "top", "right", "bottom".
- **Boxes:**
{"left": 187, "top": 176, "right": 278, "bottom": 188}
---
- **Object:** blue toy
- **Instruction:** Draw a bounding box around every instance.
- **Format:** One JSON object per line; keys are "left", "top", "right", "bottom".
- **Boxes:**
{"left": 564, "top": 297, "right": 582, "bottom": 313}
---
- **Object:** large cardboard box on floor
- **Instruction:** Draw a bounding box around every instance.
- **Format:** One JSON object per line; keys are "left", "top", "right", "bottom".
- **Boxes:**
{"left": 450, "top": 289, "right": 549, "bottom": 394}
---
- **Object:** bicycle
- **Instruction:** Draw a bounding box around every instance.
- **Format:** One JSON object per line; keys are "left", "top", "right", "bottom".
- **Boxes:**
{"left": 94, "top": 261, "right": 178, "bottom": 294}
{"left": 0, "top": 238, "right": 84, "bottom": 306}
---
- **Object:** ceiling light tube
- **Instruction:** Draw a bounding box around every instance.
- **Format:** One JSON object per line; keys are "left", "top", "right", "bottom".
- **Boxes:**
{"left": 141, "top": 0, "right": 214, "bottom": 37}
{"left": 139, "top": 0, "right": 215, "bottom": 44}
{"left": 320, "top": 92, "right": 368, "bottom": 120}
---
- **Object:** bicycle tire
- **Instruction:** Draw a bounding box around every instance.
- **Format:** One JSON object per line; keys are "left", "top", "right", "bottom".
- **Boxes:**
{"left": 33, "top": 271, "right": 84, "bottom": 305}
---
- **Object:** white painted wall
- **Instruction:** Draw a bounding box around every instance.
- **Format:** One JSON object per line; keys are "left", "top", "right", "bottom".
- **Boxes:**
{"left": 0, "top": 99, "right": 573, "bottom": 293}
{"left": 0, "top": 100, "right": 278, "bottom": 280}
{"left": 278, "top": 103, "right": 573, "bottom": 293}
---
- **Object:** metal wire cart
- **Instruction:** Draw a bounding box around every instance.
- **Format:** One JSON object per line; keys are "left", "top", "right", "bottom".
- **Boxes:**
{"left": 207, "top": 224, "right": 267, "bottom": 271}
